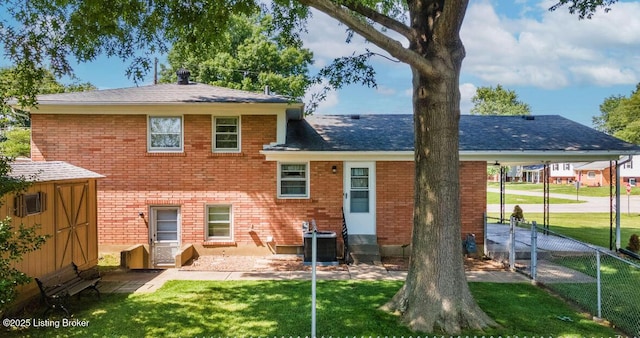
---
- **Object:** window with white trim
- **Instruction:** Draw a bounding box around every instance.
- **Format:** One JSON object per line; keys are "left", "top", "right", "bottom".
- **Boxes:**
{"left": 563, "top": 163, "right": 571, "bottom": 170}
{"left": 587, "top": 171, "right": 596, "bottom": 179}
{"left": 148, "top": 116, "right": 183, "bottom": 152}
{"left": 213, "top": 116, "right": 240, "bottom": 152}
{"left": 278, "top": 163, "right": 308, "bottom": 198}
{"left": 552, "top": 164, "right": 559, "bottom": 170}
{"left": 625, "top": 160, "right": 633, "bottom": 169}
{"left": 206, "top": 205, "right": 232, "bottom": 240}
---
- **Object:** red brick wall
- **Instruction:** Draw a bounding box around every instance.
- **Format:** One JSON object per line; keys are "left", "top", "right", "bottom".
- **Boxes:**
{"left": 31, "top": 114, "right": 487, "bottom": 250}
{"left": 376, "top": 161, "right": 486, "bottom": 247}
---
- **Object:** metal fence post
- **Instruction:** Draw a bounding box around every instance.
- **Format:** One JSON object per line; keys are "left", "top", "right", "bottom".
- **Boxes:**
{"left": 531, "top": 221, "right": 537, "bottom": 281}
{"left": 596, "top": 250, "right": 602, "bottom": 319}
{"left": 509, "top": 216, "right": 516, "bottom": 271}
{"left": 311, "top": 220, "right": 317, "bottom": 338}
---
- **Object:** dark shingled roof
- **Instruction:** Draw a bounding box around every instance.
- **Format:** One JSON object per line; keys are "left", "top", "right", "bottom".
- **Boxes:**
{"left": 34, "top": 83, "right": 295, "bottom": 104}
{"left": 281, "top": 114, "right": 640, "bottom": 153}
{"left": 8, "top": 161, "right": 104, "bottom": 182}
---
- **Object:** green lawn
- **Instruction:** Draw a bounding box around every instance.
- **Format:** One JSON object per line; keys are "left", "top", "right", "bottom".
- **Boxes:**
{"left": 487, "top": 192, "right": 583, "bottom": 204}
{"left": 488, "top": 182, "right": 640, "bottom": 197}
{"left": 545, "top": 255, "right": 640, "bottom": 337}
{"left": 3, "top": 280, "right": 620, "bottom": 337}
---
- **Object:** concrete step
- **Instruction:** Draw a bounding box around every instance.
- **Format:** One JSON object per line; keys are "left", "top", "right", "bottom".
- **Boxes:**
{"left": 350, "top": 252, "right": 382, "bottom": 265}
{"left": 348, "top": 234, "right": 377, "bottom": 245}
{"left": 349, "top": 244, "right": 380, "bottom": 254}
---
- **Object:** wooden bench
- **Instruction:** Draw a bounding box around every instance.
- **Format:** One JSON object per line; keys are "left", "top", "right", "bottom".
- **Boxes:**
{"left": 35, "top": 263, "right": 101, "bottom": 316}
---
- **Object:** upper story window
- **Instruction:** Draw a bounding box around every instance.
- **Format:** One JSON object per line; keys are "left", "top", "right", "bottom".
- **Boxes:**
{"left": 148, "top": 116, "right": 183, "bottom": 152}
{"left": 552, "top": 164, "right": 559, "bottom": 171}
{"left": 563, "top": 163, "right": 571, "bottom": 170}
{"left": 213, "top": 116, "right": 240, "bottom": 152}
{"left": 278, "top": 163, "right": 309, "bottom": 198}
{"left": 625, "top": 160, "right": 633, "bottom": 169}
{"left": 14, "top": 192, "right": 46, "bottom": 217}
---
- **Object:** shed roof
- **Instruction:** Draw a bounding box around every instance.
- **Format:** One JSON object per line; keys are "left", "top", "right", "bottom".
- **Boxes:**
{"left": 8, "top": 161, "right": 104, "bottom": 182}
{"left": 29, "top": 83, "right": 296, "bottom": 105}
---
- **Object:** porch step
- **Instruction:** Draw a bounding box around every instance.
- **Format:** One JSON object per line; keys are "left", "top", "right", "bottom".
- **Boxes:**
{"left": 348, "top": 235, "right": 378, "bottom": 245}
{"left": 348, "top": 235, "right": 381, "bottom": 265}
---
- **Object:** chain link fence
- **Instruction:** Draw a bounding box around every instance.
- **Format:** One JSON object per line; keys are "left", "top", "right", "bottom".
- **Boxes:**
{"left": 486, "top": 217, "right": 640, "bottom": 337}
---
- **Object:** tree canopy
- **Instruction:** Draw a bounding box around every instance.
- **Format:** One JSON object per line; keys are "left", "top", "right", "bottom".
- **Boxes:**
{"left": 470, "top": 84, "right": 531, "bottom": 116}
{"left": 593, "top": 84, "right": 640, "bottom": 144}
{"left": 0, "top": 0, "right": 618, "bottom": 334}
{"left": 159, "top": 13, "right": 314, "bottom": 101}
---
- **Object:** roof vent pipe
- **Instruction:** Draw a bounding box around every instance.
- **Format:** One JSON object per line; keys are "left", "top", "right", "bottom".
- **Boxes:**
{"left": 176, "top": 68, "right": 191, "bottom": 85}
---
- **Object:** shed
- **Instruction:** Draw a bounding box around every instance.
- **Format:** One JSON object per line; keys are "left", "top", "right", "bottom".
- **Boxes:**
{"left": 0, "top": 160, "right": 104, "bottom": 305}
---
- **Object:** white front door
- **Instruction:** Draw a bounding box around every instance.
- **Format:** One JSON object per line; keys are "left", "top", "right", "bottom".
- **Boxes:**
{"left": 150, "top": 206, "right": 180, "bottom": 267}
{"left": 343, "top": 162, "right": 376, "bottom": 235}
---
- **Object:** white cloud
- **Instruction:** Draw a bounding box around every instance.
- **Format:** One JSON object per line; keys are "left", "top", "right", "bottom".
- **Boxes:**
{"left": 376, "top": 85, "right": 396, "bottom": 95}
{"left": 462, "top": 1, "right": 640, "bottom": 88}
{"left": 304, "top": 81, "right": 340, "bottom": 113}
{"left": 459, "top": 83, "right": 477, "bottom": 114}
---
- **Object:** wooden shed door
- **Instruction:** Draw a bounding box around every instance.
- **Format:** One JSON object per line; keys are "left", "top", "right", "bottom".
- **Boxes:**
{"left": 55, "top": 182, "right": 90, "bottom": 268}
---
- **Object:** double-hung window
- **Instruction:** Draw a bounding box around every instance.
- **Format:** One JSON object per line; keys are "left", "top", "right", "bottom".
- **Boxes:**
{"left": 206, "top": 205, "right": 232, "bottom": 241}
{"left": 213, "top": 116, "right": 240, "bottom": 152}
{"left": 278, "top": 163, "right": 308, "bottom": 198}
{"left": 148, "top": 116, "right": 183, "bottom": 152}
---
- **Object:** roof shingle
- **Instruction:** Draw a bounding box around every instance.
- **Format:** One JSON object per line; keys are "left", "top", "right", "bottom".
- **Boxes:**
{"left": 280, "top": 114, "right": 640, "bottom": 153}
{"left": 34, "top": 83, "right": 296, "bottom": 104}
{"left": 8, "top": 161, "right": 104, "bottom": 182}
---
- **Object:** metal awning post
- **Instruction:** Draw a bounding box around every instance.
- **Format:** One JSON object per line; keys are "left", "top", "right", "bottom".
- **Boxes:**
{"left": 500, "top": 166, "right": 506, "bottom": 223}
{"left": 616, "top": 160, "right": 622, "bottom": 250}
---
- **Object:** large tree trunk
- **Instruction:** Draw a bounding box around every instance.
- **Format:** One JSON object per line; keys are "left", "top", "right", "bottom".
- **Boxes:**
{"left": 381, "top": 2, "right": 496, "bottom": 332}
{"left": 382, "top": 66, "right": 497, "bottom": 334}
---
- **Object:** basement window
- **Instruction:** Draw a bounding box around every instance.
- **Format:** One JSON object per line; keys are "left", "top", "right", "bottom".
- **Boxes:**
{"left": 14, "top": 192, "right": 46, "bottom": 217}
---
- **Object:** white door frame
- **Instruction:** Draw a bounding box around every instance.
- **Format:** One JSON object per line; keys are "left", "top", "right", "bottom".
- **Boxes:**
{"left": 149, "top": 206, "right": 181, "bottom": 267}
{"left": 343, "top": 162, "right": 376, "bottom": 235}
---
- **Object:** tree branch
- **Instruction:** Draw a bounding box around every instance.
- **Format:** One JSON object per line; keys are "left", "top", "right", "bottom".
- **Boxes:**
{"left": 340, "top": 1, "right": 412, "bottom": 40}
{"left": 298, "top": 0, "right": 437, "bottom": 78}
{"left": 437, "top": 0, "right": 468, "bottom": 43}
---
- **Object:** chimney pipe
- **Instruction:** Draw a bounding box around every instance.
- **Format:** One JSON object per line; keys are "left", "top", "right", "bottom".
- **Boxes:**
{"left": 176, "top": 68, "right": 190, "bottom": 85}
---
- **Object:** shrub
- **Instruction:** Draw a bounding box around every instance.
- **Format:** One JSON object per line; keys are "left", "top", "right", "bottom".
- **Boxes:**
{"left": 626, "top": 234, "right": 640, "bottom": 253}
{"left": 511, "top": 205, "right": 524, "bottom": 221}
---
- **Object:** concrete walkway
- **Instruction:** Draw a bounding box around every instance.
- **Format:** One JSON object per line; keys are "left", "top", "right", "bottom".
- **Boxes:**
{"left": 98, "top": 264, "right": 530, "bottom": 294}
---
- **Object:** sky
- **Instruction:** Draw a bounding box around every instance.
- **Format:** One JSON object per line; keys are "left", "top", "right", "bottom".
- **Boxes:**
{"left": 25, "top": 0, "right": 640, "bottom": 128}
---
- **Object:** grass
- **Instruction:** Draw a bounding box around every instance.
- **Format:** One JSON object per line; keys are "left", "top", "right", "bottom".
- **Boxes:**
{"left": 544, "top": 255, "right": 640, "bottom": 336}
{"left": 487, "top": 192, "right": 583, "bottom": 204}
{"left": 488, "top": 182, "right": 640, "bottom": 197}
{"left": 2, "top": 280, "right": 620, "bottom": 337}
{"left": 488, "top": 212, "right": 640, "bottom": 248}
{"left": 97, "top": 253, "right": 121, "bottom": 273}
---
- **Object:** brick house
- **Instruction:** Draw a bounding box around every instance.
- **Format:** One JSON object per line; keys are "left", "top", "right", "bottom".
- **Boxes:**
{"left": 23, "top": 77, "right": 640, "bottom": 267}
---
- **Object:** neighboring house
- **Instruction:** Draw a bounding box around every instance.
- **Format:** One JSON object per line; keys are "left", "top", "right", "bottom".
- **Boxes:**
{"left": 620, "top": 155, "right": 640, "bottom": 186}
{"left": 0, "top": 160, "right": 103, "bottom": 303}
{"left": 549, "top": 162, "right": 576, "bottom": 184}
{"left": 522, "top": 164, "right": 544, "bottom": 183}
{"left": 19, "top": 75, "right": 640, "bottom": 268}
{"left": 574, "top": 161, "right": 613, "bottom": 187}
